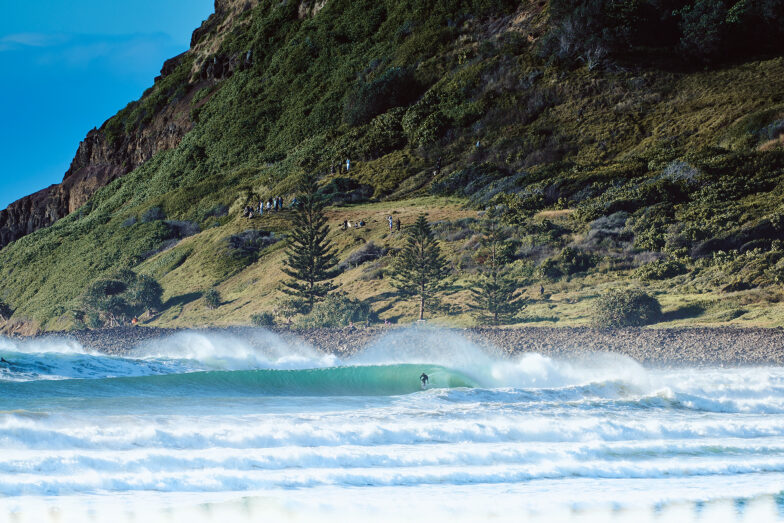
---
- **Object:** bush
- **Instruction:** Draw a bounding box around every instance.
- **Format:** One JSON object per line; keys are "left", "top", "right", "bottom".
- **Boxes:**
{"left": 251, "top": 312, "right": 275, "bottom": 327}
{"left": 538, "top": 247, "right": 595, "bottom": 280}
{"left": 635, "top": 259, "right": 688, "bottom": 281}
{"left": 86, "top": 312, "right": 102, "bottom": 329}
{"left": 204, "top": 288, "right": 221, "bottom": 309}
{"left": 81, "top": 270, "right": 163, "bottom": 326}
{"left": 593, "top": 289, "right": 662, "bottom": 328}
{"left": 0, "top": 300, "right": 12, "bottom": 322}
{"left": 274, "top": 297, "right": 306, "bottom": 324}
{"left": 295, "top": 293, "right": 377, "bottom": 327}
{"left": 141, "top": 206, "right": 166, "bottom": 223}
{"left": 339, "top": 242, "right": 388, "bottom": 271}
{"left": 343, "top": 67, "right": 420, "bottom": 127}
{"left": 677, "top": 0, "right": 728, "bottom": 63}
{"left": 165, "top": 220, "right": 200, "bottom": 238}
{"left": 226, "top": 230, "right": 278, "bottom": 260}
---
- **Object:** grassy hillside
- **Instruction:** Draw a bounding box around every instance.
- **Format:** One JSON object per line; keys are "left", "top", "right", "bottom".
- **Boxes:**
{"left": 1, "top": 0, "right": 784, "bottom": 331}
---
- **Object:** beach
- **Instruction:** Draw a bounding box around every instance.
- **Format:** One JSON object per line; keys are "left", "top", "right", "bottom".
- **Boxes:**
{"left": 34, "top": 324, "right": 784, "bottom": 365}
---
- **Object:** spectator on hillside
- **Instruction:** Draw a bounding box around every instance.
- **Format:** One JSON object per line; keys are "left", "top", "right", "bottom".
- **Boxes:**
{"left": 388, "top": 216, "right": 393, "bottom": 231}
{"left": 396, "top": 218, "right": 401, "bottom": 231}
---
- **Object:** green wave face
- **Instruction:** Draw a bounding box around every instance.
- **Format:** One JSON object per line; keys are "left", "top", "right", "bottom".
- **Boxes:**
{"left": 1, "top": 364, "right": 477, "bottom": 399}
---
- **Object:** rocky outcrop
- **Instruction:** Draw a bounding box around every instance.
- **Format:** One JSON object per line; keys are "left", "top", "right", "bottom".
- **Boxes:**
{"left": 0, "top": 184, "right": 69, "bottom": 247}
{"left": 0, "top": 1, "right": 242, "bottom": 251}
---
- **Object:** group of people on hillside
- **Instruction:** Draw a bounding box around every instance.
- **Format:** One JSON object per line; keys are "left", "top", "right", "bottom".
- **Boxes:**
{"left": 242, "top": 196, "right": 287, "bottom": 219}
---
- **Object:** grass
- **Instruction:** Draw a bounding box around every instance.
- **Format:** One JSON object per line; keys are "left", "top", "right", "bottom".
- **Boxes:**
{"left": 1, "top": 1, "right": 784, "bottom": 331}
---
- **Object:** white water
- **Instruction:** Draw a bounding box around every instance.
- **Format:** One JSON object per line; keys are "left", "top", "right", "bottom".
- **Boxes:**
{"left": 1, "top": 328, "right": 783, "bottom": 522}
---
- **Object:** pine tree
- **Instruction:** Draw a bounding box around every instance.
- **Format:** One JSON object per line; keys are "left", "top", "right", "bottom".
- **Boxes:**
{"left": 468, "top": 218, "right": 524, "bottom": 325}
{"left": 391, "top": 214, "right": 450, "bottom": 320}
{"left": 281, "top": 175, "right": 339, "bottom": 311}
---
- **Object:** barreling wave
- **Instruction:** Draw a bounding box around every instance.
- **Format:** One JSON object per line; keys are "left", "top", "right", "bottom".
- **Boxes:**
{"left": 0, "top": 364, "right": 477, "bottom": 398}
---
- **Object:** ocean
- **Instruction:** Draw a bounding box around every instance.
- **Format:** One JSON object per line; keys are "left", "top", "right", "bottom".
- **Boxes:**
{"left": 1, "top": 327, "right": 783, "bottom": 522}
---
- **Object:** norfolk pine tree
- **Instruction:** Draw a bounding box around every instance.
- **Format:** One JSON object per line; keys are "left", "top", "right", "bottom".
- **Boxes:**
{"left": 468, "top": 217, "right": 524, "bottom": 325}
{"left": 391, "top": 214, "right": 450, "bottom": 320}
{"left": 281, "top": 175, "right": 339, "bottom": 311}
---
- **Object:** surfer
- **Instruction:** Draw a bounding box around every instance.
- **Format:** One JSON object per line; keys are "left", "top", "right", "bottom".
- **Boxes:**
{"left": 0, "top": 357, "right": 9, "bottom": 365}
{"left": 420, "top": 372, "right": 429, "bottom": 389}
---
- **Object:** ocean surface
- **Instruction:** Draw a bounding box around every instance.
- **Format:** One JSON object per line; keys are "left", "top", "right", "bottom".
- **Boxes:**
{"left": 1, "top": 328, "right": 783, "bottom": 522}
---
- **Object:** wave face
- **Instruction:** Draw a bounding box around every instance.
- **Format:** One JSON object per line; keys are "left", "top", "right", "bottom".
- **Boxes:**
{"left": 1, "top": 328, "right": 784, "bottom": 522}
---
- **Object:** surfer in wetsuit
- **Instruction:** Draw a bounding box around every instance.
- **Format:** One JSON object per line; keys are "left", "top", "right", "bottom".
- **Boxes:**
{"left": 420, "top": 372, "right": 429, "bottom": 389}
{"left": 0, "top": 357, "right": 9, "bottom": 364}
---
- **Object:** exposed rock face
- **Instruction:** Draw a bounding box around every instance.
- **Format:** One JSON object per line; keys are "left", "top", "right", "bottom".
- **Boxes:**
{"left": 0, "top": 184, "right": 69, "bottom": 247}
{"left": 0, "top": 2, "right": 238, "bottom": 251}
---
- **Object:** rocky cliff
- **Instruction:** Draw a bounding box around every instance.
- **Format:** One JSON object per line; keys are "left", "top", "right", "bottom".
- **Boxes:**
{"left": 0, "top": 0, "right": 256, "bottom": 250}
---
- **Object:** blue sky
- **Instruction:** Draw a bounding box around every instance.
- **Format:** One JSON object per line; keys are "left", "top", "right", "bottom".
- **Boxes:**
{"left": 0, "top": 0, "right": 215, "bottom": 209}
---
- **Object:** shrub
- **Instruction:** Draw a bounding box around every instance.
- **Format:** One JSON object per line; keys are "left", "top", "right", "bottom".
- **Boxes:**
{"left": 635, "top": 259, "right": 688, "bottom": 281}
{"left": 226, "top": 230, "right": 278, "bottom": 260}
{"left": 339, "top": 242, "right": 388, "bottom": 271}
{"left": 274, "top": 297, "right": 307, "bottom": 324}
{"left": 165, "top": 220, "right": 200, "bottom": 238}
{"left": 81, "top": 270, "right": 163, "bottom": 326}
{"left": 204, "top": 288, "right": 221, "bottom": 309}
{"left": 343, "top": 67, "right": 419, "bottom": 127}
{"left": 296, "top": 293, "right": 377, "bottom": 328}
{"left": 86, "top": 312, "right": 102, "bottom": 329}
{"left": 676, "top": 0, "right": 728, "bottom": 63}
{"left": 141, "top": 206, "right": 166, "bottom": 223}
{"left": 538, "top": 247, "right": 595, "bottom": 280}
{"left": 0, "top": 300, "right": 12, "bottom": 322}
{"left": 251, "top": 312, "right": 275, "bottom": 327}
{"left": 593, "top": 289, "right": 662, "bottom": 328}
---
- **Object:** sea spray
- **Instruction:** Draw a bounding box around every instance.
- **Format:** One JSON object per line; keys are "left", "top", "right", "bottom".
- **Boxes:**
{"left": 2, "top": 328, "right": 784, "bottom": 521}
{"left": 134, "top": 329, "right": 338, "bottom": 370}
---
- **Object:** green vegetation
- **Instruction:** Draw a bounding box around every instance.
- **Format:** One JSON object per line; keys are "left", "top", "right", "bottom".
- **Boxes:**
{"left": 204, "top": 288, "right": 221, "bottom": 310}
{"left": 1, "top": 0, "right": 784, "bottom": 331}
{"left": 468, "top": 218, "right": 525, "bottom": 325}
{"left": 251, "top": 312, "right": 276, "bottom": 327}
{"left": 296, "top": 293, "right": 376, "bottom": 327}
{"left": 80, "top": 270, "right": 163, "bottom": 327}
{"left": 593, "top": 289, "right": 662, "bottom": 328}
{"left": 391, "top": 214, "right": 451, "bottom": 320}
{"left": 0, "top": 301, "right": 12, "bottom": 323}
{"left": 281, "top": 176, "right": 339, "bottom": 310}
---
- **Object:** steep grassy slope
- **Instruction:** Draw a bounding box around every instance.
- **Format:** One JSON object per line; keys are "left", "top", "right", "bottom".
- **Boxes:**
{"left": 1, "top": 0, "right": 783, "bottom": 331}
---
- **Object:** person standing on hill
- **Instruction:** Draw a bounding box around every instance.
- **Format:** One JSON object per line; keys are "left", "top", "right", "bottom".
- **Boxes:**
{"left": 346, "top": 158, "right": 350, "bottom": 172}
{"left": 396, "top": 218, "right": 401, "bottom": 231}
{"left": 388, "top": 216, "right": 394, "bottom": 231}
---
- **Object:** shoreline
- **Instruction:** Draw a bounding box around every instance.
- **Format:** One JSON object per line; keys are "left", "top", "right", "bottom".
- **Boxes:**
{"left": 15, "top": 325, "right": 784, "bottom": 366}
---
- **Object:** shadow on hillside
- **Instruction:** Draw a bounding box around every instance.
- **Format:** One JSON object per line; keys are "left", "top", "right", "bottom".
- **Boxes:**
{"left": 366, "top": 291, "right": 399, "bottom": 315}
{"left": 163, "top": 291, "right": 203, "bottom": 309}
{"left": 662, "top": 303, "right": 706, "bottom": 322}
